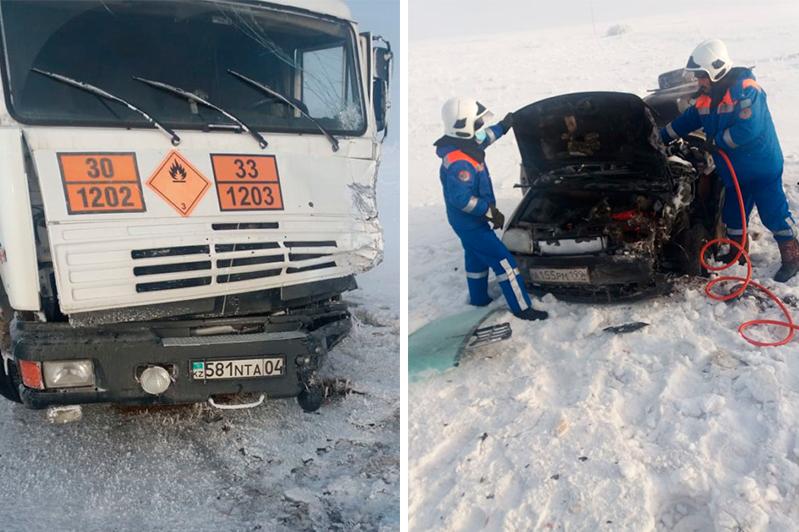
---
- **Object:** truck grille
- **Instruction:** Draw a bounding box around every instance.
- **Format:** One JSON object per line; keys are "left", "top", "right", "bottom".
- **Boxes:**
{"left": 50, "top": 216, "right": 355, "bottom": 313}
{"left": 136, "top": 277, "right": 213, "bottom": 293}
{"left": 129, "top": 229, "right": 338, "bottom": 293}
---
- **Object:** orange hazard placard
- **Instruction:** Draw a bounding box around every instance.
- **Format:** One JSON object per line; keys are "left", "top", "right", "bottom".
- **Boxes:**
{"left": 57, "top": 153, "right": 146, "bottom": 214}
{"left": 147, "top": 151, "right": 210, "bottom": 217}
{"left": 210, "top": 154, "right": 284, "bottom": 211}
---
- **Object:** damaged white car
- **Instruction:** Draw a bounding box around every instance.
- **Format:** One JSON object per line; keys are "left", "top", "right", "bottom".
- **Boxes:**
{"left": 503, "top": 87, "right": 723, "bottom": 302}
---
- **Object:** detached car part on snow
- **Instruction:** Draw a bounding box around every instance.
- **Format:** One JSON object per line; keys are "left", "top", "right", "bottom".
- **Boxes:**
{"left": 0, "top": 0, "right": 392, "bottom": 412}
{"left": 503, "top": 86, "right": 723, "bottom": 302}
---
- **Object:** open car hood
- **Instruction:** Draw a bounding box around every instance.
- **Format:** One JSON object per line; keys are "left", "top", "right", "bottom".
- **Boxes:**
{"left": 513, "top": 92, "right": 666, "bottom": 181}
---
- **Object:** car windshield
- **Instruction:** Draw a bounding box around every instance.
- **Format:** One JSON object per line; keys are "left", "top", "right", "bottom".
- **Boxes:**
{"left": 0, "top": 0, "right": 365, "bottom": 135}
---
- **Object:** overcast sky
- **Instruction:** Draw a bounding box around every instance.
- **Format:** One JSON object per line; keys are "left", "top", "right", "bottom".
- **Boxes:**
{"left": 409, "top": 0, "right": 795, "bottom": 40}
{"left": 347, "top": 0, "right": 399, "bottom": 142}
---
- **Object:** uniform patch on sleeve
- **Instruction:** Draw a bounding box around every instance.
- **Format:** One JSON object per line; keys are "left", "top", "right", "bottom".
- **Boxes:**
{"left": 739, "top": 107, "right": 753, "bottom": 120}
{"left": 457, "top": 170, "right": 472, "bottom": 182}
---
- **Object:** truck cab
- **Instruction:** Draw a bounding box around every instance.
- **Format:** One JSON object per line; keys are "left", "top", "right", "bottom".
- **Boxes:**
{"left": 0, "top": 0, "right": 392, "bottom": 412}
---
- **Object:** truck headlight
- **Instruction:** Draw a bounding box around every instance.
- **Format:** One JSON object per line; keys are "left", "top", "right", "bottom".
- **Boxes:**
{"left": 43, "top": 360, "right": 95, "bottom": 389}
{"left": 502, "top": 228, "right": 533, "bottom": 254}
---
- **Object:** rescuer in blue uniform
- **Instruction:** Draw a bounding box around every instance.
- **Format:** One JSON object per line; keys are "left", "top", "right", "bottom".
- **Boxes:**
{"left": 435, "top": 97, "right": 548, "bottom": 320}
{"left": 660, "top": 39, "right": 799, "bottom": 282}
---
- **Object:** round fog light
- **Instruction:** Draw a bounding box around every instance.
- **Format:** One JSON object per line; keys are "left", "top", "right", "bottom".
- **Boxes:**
{"left": 140, "top": 366, "right": 171, "bottom": 395}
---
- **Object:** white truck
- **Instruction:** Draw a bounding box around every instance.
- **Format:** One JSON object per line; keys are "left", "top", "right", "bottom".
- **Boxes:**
{"left": 0, "top": 0, "right": 392, "bottom": 413}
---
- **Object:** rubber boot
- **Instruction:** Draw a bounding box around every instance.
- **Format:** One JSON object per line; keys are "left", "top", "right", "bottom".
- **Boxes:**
{"left": 717, "top": 234, "right": 748, "bottom": 266}
{"left": 515, "top": 307, "right": 549, "bottom": 321}
{"left": 774, "top": 238, "right": 799, "bottom": 283}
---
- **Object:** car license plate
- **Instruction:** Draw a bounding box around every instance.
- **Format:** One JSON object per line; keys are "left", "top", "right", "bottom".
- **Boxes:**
{"left": 530, "top": 267, "right": 590, "bottom": 284}
{"left": 191, "top": 357, "right": 285, "bottom": 380}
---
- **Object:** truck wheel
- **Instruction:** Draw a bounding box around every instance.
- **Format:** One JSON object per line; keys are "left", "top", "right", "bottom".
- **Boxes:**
{"left": 0, "top": 300, "right": 21, "bottom": 403}
{"left": 297, "top": 383, "right": 324, "bottom": 413}
{"left": 0, "top": 361, "right": 21, "bottom": 403}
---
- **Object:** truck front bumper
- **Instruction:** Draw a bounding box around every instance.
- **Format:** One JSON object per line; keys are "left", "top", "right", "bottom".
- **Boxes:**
{"left": 12, "top": 309, "right": 350, "bottom": 409}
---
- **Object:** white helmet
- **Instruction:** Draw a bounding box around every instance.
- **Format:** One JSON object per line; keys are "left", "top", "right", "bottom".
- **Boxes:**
{"left": 686, "top": 38, "right": 733, "bottom": 82}
{"left": 441, "top": 97, "right": 494, "bottom": 139}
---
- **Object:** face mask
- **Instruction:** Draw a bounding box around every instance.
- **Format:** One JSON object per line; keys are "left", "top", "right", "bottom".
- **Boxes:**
{"left": 474, "top": 129, "right": 487, "bottom": 143}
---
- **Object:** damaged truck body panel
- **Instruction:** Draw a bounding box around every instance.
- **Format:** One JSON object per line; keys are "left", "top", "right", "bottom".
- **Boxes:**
{"left": 0, "top": 0, "right": 393, "bottom": 411}
{"left": 504, "top": 91, "right": 722, "bottom": 302}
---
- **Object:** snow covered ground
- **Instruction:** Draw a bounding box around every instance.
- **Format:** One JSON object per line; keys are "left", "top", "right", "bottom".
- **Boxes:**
{"left": 409, "top": 3, "right": 799, "bottom": 530}
{"left": 0, "top": 94, "right": 400, "bottom": 532}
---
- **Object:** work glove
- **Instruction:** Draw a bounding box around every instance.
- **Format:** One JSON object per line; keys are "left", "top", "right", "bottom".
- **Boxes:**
{"left": 499, "top": 112, "right": 514, "bottom": 132}
{"left": 487, "top": 206, "right": 505, "bottom": 230}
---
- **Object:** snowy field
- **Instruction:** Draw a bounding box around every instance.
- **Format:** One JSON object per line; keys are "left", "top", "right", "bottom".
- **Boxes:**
{"left": 409, "top": 3, "right": 799, "bottom": 530}
{"left": 0, "top": 120, "right": 399, "bottom": 532}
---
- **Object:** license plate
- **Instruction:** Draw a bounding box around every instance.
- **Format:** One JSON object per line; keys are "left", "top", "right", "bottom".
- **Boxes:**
{"left": 191, "top": 357, "right": 285, "bottom": 380}
{"left": 530, "top": 267, "right": 590, "bottom": 284}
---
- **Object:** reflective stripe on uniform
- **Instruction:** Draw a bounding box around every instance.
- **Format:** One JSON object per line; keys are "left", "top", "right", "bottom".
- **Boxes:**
{"left": 727, "top": 227, "right": 744, "bottom": 236}
{"left": 773, "top": 228, "right": 796, "bottom": 237}
{"left": 499, "top": 259, "right": 529, "bottom": 311}
{"left": 445, "top": 151, "right": 481, "bottom": 168}
{"left": 443, "top": 150, "right": 481, "bottom": 170}
{"left": 720, "top": 91, "right": 734, "bottom": 105}
{"left": 718, "top": 104, "right": 735, "bottom": 114}
{"left": 462, "top": 196, "right": 479, "bottom": 213}
{"left": 485, "top": 128, "right": 497, "bottom": 144}
{"left": 780, "top": 217, "right": 799, "bottom": 238}
{"left": 665, "top": 123, "right": 678, "bottom": 140}
{"left": 695, "top": 94, "right": 711, "bottom": 115}
{"left": 739, "top": 98, "right": 752, "bottom": 109}
{"left": 466, "top": 270, "right": 489, "bottom": 279}
{"left": 496, "top": 267, "right": 521, "bottom": 282}
{"left": 742, "top": 79, "right": 761, "bottom": 91}
{"left": 723, "top": 129, "right": 738, "bottom": 148}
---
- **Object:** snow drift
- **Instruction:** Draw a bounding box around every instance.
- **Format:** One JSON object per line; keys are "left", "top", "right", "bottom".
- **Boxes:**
{"left": 409, "top": 3, "right": 799, "bottom": 530}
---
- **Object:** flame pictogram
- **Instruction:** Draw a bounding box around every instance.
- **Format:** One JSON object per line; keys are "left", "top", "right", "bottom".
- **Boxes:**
{"left": 147, "top": 151, "right": 211, "bottom": 217}
{"left": 169, "top": 160, "right": 187, "bottom": 183}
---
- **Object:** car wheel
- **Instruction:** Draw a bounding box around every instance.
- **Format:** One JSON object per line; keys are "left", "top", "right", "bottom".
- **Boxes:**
{"left": 677, "top": 222, "right": 711, "bottom": 277}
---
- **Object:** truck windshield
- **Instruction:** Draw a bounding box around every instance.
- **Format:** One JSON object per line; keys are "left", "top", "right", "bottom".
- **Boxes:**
{"left": 0, "top": 0, "right": 366, "bottom": 135}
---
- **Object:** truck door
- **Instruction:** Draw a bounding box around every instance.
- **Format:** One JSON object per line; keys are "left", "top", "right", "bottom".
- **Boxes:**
{"left": 360, "top": 33, "right": 393, "bottom": 136}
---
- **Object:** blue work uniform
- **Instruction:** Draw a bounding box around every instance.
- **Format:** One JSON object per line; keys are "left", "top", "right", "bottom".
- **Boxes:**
{"left": 660, "top": 68, "right": 795, "bottom": 242}
{"left": 435, "top": 124, "right": 533, "bottom": 314}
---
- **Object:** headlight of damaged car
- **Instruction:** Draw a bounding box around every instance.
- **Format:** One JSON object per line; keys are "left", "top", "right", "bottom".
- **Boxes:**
{"left": 502, "top": 228, "right": 534, "bottom": 254}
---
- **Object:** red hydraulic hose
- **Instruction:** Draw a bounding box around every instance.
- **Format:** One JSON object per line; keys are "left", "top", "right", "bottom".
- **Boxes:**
{"left": 699, "top": 148, "right": 797, "bottom": 347}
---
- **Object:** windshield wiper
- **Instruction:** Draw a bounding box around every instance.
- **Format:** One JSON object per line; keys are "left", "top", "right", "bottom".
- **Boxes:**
{"left": 31, "top": 68, "right": 181, "bottom": 146}
{"left": 132, "top": 76, "right": 267, "bottom": 149}
{"left": 227, "top": 69, "right": 339, "bottom": 152}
